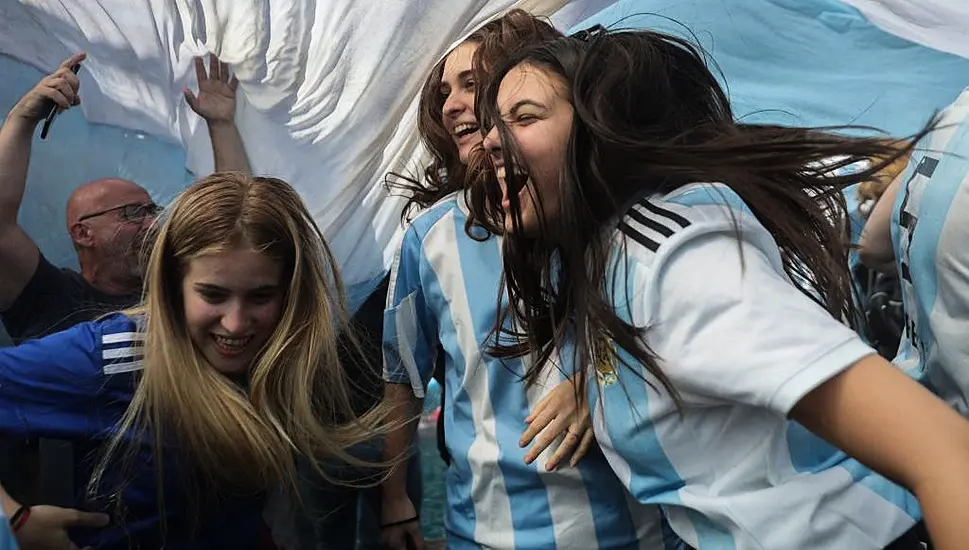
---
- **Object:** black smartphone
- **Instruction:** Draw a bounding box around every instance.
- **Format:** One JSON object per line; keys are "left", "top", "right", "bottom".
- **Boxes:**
{"left": 40, "top": 62, "right": 82, "bottom": 140}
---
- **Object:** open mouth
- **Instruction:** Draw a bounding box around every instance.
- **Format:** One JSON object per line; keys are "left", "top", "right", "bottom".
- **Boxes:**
{"left": 453, "top": 122, "right": 480, "bottom": 139}
{"left": 212, "top": 334, "right": 254, "bottom": 355}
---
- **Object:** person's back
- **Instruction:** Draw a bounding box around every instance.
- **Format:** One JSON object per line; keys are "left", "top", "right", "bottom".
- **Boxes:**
{"left": 891, "top": 85, "right": 969, "bottom": 414}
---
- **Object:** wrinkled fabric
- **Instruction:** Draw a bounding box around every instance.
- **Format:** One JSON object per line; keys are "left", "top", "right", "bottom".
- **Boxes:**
{"left": 1, "top": 0, "right": 969, "bottom": 285}
{"left": 0, "top": 0, "right": 594, "bottom": 284}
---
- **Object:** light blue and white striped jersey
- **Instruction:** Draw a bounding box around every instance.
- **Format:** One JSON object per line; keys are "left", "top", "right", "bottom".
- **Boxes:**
{"left": 383, "top": 193, "right": 679, "bottom": 550}
{"left": 891, "top": 86, "right": 969, "bottom": 415}
{"left": 591, "top": 183, "right": 920, "bottom": 549}
{"left": 0, "top": 510, "right": 16, "bottom": 550}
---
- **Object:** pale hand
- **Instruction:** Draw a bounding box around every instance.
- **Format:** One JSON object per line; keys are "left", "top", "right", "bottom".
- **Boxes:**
{"left": 15, "top": 504, "right": 109, "bottom": 550}
{"left": 10, "top": 52, "right": 86, "bottom": 123}
{"left": 521, "top": 378, "right": 596, "bottom": 470}
{"left": 184, "top": 54, "right": 238, "bottom": 124}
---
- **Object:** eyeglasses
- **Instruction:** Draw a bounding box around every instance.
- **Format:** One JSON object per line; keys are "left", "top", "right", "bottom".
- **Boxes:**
{"left": 78, "top": 202, "right": 161, "bottom": 223}
{"left": 569, "top": 24, "right": 606, "bottom": 42}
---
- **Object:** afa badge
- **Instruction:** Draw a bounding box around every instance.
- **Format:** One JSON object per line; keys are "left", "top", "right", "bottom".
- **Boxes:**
{"left": 593, "top": 336, "right": 618, "bottom": 386}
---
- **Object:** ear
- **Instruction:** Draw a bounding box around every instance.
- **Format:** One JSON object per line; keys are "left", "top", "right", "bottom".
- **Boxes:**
{"left": 69, "top": 222, "right": 95, "bottom": 248}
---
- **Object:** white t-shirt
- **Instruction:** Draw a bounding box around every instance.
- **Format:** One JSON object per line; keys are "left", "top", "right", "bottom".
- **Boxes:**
{"left": 591, "top": 183, "right": 919, "bottom": 549}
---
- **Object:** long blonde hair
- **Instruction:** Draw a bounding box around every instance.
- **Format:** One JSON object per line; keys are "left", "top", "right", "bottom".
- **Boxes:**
{"left": 91, "top": 172, "right": 389, "bottom": 512}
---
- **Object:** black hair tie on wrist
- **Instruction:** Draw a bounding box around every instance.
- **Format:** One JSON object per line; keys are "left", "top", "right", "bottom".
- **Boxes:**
{"left": 381, "top": 515, "right": 420, "bottom": 529}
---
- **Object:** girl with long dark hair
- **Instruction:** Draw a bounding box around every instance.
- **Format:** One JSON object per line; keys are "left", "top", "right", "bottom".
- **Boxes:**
{"left": 475, "top": 26, "right": 969, "bottom": 549}
{"left": 379, "top": 12, "right": 680, "bottom": 550}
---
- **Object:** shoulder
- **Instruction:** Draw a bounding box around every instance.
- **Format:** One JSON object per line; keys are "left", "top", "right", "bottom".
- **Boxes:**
{"left": 96, "top": 313, "right": 145, "bottom": 376}
{"left": 617, "top": 183, "right": 778, "bottom": 268}
{"left": 406, "top": 193, "right": 461, "bottom": 238}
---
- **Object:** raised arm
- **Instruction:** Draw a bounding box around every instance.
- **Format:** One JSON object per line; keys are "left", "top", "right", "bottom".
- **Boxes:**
{"left": 0, "top": 53, "right": 85, "bottom": 310}
{"left": 184, "top": 55, "right": 251, "bottom": 174}
{"left": 858, "top": 170, "right": 903, "bottom": 272}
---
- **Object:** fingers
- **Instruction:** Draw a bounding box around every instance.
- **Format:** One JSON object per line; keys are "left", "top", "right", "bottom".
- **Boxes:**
{"left": 544, "top": 425, "right": 583, "bottom": 471}
{"left": 219, "top": 60, "right": 230, "bottom": 82}
{"left": 196, "top": 55, "right": 234, "bottom": 86}
{"left": 60, "top": 51, "right": 86, "bottom": 69}
{"left": 194, "top": 56, "right": 206, "bottom": 86}
{"left": 520, "top": 404, "right": 554, "bottom": 447}
{"left": 524, "top": 414, "right": 570, "bottom": 465}
{"left": 183, "top": 88, "right": 199, "bottom": 111}
{"left": 42, "top": 87, "right": 73, "bottom": 110}
{"left": 525, "top": 394, "right": 549, "bottom": 424}
{"left": 406, "top": 524, "right": 426, "bottom": 550}
{"left": 66, "top": 509, "right": 110, "bottom": 528}
{"left": 381, "top": 525, "right": 424, "bottom": 550}
{"left": 208, "top": 53, "right": 220, "bottom": 81}
{"left": 570, "top": 429, "right": 596, "bottom": 468}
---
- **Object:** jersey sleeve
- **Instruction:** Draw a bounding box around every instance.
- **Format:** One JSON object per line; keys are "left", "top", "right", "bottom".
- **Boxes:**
{"left": 0, "top": 315, "right": 135, "bottom": 438}
{"left": 383, "top": 226, "right": 438, "bottom": 398}
{"left": 636, "top": 216, "right": 876, "bottom": 415}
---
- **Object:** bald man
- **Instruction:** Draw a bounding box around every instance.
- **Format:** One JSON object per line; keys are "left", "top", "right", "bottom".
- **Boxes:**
{"left": 1, "top": 52, "right": 250, "bottom": 345}
{"left": 0, "top": 54, "right": 155, "bottom": 344}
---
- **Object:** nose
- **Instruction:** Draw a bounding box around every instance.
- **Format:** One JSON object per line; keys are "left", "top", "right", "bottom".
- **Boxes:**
{"left": 483, "top": 125, "right": 502, "bottom": 158}
{"left": 220, "top": 302, "right": 251, "bottom": 335}
{"left": 443, "top": 90, "right": 469, "bottom": 120}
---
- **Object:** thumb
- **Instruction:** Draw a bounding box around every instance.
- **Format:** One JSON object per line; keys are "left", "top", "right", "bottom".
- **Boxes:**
{"left": 67, "top": 510, "right": 111, "bottom": 528}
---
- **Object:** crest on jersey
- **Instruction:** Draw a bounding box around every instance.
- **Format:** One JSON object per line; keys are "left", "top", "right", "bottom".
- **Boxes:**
{"left": 593, "top": 335, "right": 619, "bottom": 386}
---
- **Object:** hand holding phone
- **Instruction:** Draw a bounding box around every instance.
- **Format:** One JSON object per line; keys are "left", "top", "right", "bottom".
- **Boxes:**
{"left": 40, "top": 62, "right": 82, "bottom": 140}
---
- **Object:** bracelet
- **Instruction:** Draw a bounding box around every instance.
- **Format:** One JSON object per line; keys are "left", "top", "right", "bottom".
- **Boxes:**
{"left": 8, "top": 505, "right": 30, "bottom": 533}
{"left": 380, "top": 514, "right": 420, "bottom": 529}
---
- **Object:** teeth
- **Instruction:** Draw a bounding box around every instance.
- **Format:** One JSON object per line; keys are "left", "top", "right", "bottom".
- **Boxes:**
{"left": 213, "top": 335, "right": 252, "bottom": 349}
{"left": 495, "top": 167, "right": 506, "bottom": 179}
{"left": 454, "top": 123, "right": 479, "bottom": 135}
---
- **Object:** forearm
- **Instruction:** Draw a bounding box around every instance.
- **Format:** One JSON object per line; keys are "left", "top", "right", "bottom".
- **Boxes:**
{"left": 381, "top": 383, "right": 421, "bottom": 500}
{"left": 0, "top": 482, "right": 19, "bottom": 517}
{"left": 207, "top": 121, "right": 251, "bottom": 174}
{"left": 858, "top": 173, "right": 901, "bottom": 271}
{"left": 0, "top": 114, "right": 37, "bottom": 222}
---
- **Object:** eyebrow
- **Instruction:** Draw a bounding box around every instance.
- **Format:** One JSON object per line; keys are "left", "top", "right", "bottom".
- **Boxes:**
{"left": 504, "top": 99, "right": 546, "bottom": 117}
{"left": 194, "top": 283, "right": 280, "bottom": 294}
{"left": 440, "top": 70, "right": 474, "bottom": 92}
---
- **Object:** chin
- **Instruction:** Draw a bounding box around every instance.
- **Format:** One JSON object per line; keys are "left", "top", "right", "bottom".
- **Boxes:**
{"left": 203, "top": 350, "right": 253, "bottom": 377}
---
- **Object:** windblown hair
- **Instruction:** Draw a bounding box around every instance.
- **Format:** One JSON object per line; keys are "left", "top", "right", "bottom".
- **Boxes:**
{"left": 476, "top": 28, "right": 933, "bottom": 400}
{"left": 387, "top": 9, "right": 561, "bottom": 224}
{"left": 856, "top": 145, "right": 913, "bottom": 207}
{"left": 91, "top": 173, "right": 390, "bottom": 523}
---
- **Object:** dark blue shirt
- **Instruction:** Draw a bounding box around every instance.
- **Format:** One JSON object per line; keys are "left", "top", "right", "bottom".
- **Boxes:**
{"left": 0, "top": 314, "right": 264, "bottom": 549}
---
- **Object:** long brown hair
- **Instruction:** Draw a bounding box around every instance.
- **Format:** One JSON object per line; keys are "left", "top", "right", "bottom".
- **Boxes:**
{"left": 91, "top": 173, "right": 392, "bottom": 527}
{"left": 476, "top": 28, "right": 933, "bottom": 401}
{"left": 387, "top": 9, "right": 561, "bottom": 224}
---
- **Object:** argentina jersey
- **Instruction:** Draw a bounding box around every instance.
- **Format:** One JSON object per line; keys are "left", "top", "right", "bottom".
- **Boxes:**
{"left": 592, "top": 183, "right": 919, "bottom": 549}
{"left": 891, "top": 86, "right": 969, "bottom": 415}
{"left": 383, "top": 192, "right": 679, "bottom": 550}
{"left": 0, "top": 510, "right": 16, "bottom": 550}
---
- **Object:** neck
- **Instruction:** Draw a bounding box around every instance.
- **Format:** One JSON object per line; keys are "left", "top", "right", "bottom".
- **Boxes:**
{"left": 79, "top": 255, "right": 139, "bottom": 295}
